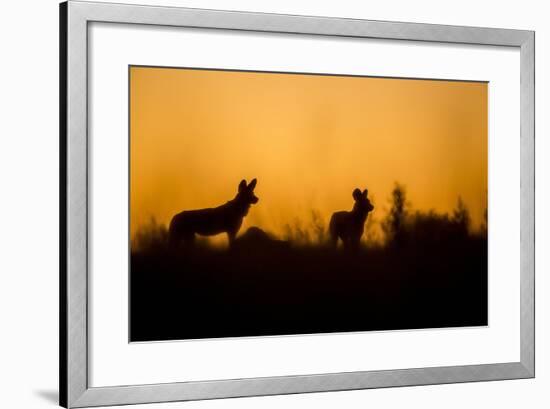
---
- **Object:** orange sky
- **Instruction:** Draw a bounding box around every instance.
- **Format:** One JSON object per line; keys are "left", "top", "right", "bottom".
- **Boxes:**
{"left": 130, "top": 66, "right": 487, "bottom": 242}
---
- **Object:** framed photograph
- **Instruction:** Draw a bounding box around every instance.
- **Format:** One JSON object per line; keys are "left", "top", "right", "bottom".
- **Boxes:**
{"left": 60, "top": 1, "right": 534, "bottom": 407}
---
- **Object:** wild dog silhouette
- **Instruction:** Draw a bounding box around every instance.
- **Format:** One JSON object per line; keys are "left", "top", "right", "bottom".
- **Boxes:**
{"left": 169, "top": 179, "right": 259, "bottom": 246}
{"left": 329, "top": 188, "right": 374, "bottom": 250}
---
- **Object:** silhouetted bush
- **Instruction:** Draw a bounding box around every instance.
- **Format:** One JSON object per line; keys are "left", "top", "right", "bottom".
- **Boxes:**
{"left": 130, "top": 184, "right": 488, "bottom": 341}
{"left": 131, "top": 217, "right": 169, "bottom": 252}
{"left": 381, "top": 185, "right": 485, "bottom": 249}
{"left": 283, "top": 209, "right": 328, "bottom": 245}
{"left": 381, "top": 182, "right": 409, "bottom": 247}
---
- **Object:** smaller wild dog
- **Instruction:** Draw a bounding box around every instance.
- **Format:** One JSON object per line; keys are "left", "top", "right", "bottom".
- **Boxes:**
{"left": 329, "top": 188, "right": 374, "bottom": 250}
{"left": 169, "top": 179, "right": 259, "bottom": 246}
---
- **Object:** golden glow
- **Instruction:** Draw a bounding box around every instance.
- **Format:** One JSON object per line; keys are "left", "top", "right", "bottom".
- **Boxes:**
{"left": 130, "top": 66, "right": 487, "bottom": 241}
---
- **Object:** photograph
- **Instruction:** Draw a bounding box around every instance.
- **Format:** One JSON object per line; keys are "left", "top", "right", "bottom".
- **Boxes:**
{"left": 129, "top": 66, "right": 489, "bottom": 342}
{"left": 0, "top": 0, "right": 542, "bottom": 407}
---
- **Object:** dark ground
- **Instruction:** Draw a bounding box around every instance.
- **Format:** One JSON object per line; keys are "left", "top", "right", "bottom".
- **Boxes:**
{"left": 130, "top": 235, "right": 487, "bottom": 341}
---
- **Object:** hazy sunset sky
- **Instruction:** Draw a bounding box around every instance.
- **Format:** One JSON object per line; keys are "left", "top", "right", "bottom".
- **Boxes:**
{"left": 130, "top": 66, "right": 487, "bottom": 242}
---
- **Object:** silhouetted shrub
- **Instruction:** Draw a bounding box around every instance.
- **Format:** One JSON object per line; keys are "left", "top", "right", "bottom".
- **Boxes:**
{"left": 382, "top": 182, "right": 409, "bottom": 246}
{"left": 132, "top": 217, "right": 169, "bottom": 252}
{"left": 380, "top": 184, "right": 483, "bottom": 249}
{"left": 452, "top": 197, "right": 471, "bottom": 235}
{"left": 407, "top": 210, "right": 461, "bottom": 247}
{"left": 480, "top": 207, "right": 488, "bottom": 237}
{"left": 130, "top": 187, "right": 488, "bottom": 341}
{"left": 310, "top": 209, "right": 326, "bottom": 244}
{"left": 283, "top": 209, "right": 328, "bottom": 245}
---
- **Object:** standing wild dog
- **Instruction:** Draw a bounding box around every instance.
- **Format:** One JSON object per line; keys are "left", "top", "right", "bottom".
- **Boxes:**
{"left": 169, "top": 179, "right": 259, "bottom": 247}
{"left": 329, "top": 188, "right": 374, "bottom": 250}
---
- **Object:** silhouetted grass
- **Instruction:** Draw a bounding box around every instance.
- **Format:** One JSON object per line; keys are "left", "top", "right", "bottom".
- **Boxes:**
{"left": 130, "top": 220, "right": 487, "bottom": 341}
{"left": 131, "top": 183, "right": 487, "bottom": 341}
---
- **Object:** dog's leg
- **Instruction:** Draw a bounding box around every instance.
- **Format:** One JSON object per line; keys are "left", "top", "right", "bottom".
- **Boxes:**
{"left": 168, "top": 232, "right": 179, "bottom": 250}
{"left": 329, "top": 233, "right": 338, "bottom": 249}
{"left": 227, "top": 231, "right": 236, "bottom": 248}
{"left": 182, "top": 233, "right": 195, "bottom": 247}
{"left": 349, "top": 237, "right": 360, "bottom": 253}
{"left": 328, "top": 218, "right": 339, "bottom": 249}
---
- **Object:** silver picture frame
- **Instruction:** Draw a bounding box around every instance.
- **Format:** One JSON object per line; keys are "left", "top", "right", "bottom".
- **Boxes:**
{"left": 60, "top": 1, "right": 535, "bottom": 407}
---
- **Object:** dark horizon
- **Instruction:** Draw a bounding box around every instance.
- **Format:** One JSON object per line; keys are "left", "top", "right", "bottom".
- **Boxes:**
{"left": 130, "top": 182, "right": 487, "bottom": 342}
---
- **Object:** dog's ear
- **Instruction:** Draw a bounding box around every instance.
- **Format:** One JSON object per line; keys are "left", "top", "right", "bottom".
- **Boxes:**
{"left": 238, "top": 179, "right": 247, "bottom": 192}
{"left": 363, "top": 189, "right": 368, "bottom": 197}
{"left": 352, "top": 188, "right": 362, "bottom": 201}
{"left": 248, "top": 178, "right": 257, "bottom": 191}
